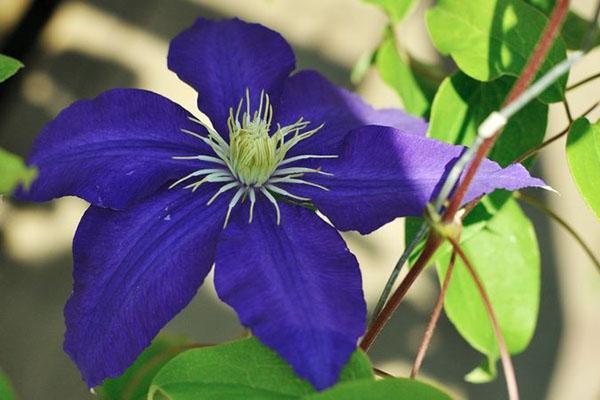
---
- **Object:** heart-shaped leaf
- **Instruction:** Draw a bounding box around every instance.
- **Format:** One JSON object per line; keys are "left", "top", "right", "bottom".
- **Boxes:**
{"left": 426, "top": 0, "right": 567, "bottom": 103}
{"left": 304, "top": 378, "right": 453, "bottom": 400}
{"left": 148, "top": 338, "right": 373, "bottom": 400}
{"left": 566, "top": 117, "right": 600, "bottom": 219}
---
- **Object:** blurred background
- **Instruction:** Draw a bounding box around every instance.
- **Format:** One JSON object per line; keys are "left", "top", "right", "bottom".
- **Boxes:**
{"left": 0, "top": 0, "right": 599, "bottom": 398}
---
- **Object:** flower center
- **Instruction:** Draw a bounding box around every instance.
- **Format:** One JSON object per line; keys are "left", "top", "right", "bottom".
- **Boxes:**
{"left": 227, "top": 91, "right": 283, "bottom": 186}
{"left": 171, "top": 89, "right": 336, "bottom": 227}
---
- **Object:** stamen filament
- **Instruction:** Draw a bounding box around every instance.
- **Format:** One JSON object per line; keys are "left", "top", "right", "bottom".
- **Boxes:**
{"left": 171, "top": 155, "right": 226, "bottom": 165}
{"left": 267, "top": 177, "right": 330, "bottom": 191}
{"left": 187, "top": 116, "right": 230, "bottom": 151}
{"left": 272, "top": 167, "right": 333, "bottom": 177}
{"left": 169, "top": 168, "right": 227, "bottom": 189}
{"left": 265, "top": 184, "right": 310, "bottom": 201}
{"left": 184, "top": 173, "right": 235, "bottom": 192}
{"left": 207, "top": 181, "right": 240, "bottom": 205}
{"left": 223, "top": 187, "right": 246, "bottom": 228}
{"left": 278, "top": 154, "right": 338, "bottom": 166}
{"left": 248, "top": 188, "right": 256, "bottom": 223}
{"left": 260, "top": 187, "right": 281, "bottom": 225}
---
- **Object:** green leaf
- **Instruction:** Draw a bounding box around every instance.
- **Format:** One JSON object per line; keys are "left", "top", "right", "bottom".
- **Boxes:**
{"left": 561, "top": 11, "right": 600, "bottom": 50}
{"left": 0, "top": 54, "right": 23, "bottom": 83}
{"left": 566, "top": 117, "right": 600, "bottom": 219}
{"left": 522, "top": 0, "right": 553, "bottom": 14}
{"left": 426, "top": 0, "right": 568, "bottom": 103}
{"left": 99, "top": 336, "right": 192, "bottom": 400}
{"left": 303, "top": 378, "right": 453, "bottom": 400}
{"left": 0, "top": 147, "right": 37, "bottom": 195}
{"left": 149, "top": 338, "right": 373, "bottom": 400}
{"left": 427, "top": 72, "right": 548, "bottom": 167}
{"left": 437, "top": 198, "right": 540, "bottom": 363}
{"left": 363, "top": 0, "right": 417, "bottom": 23}
{"left": 464, "top": 355, "right": 498, "bottom": 383}
{"left": 522, "top": 0, "right": 600, "bottom": 50}
{"left": 376, "top": 32, "right": 434, "bottom": 116}
{"left": 405, "top": 191, "right": 514, "bottom": 267}
{"left": 0, "top": 368, "right": 17, "bottom": 400}
{"left": 351, "top": 49, "right": 377, "bottom": 85}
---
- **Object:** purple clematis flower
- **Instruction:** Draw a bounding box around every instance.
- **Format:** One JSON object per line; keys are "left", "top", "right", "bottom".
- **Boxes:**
{"left": 21, "top": 18, "right": 545, "bottom": 390}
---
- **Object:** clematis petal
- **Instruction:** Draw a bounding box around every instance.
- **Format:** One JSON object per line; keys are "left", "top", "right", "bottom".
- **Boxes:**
{"left": 290, "top": 125, "right": 546, "bottom": 234}
{"left": 19, "top": 89, "right": 210, "bottom": 210}
{"left": 214, "top": 198, "right": 366, "bottom": 390}
{"left": 168, "top": 18, "right": 295, "bottom": 135}
{"left": 275, "top": 70, "right": 427, "bottom": 157}
{"left": 65, "top": 187, "right": 227, "bottom": 387}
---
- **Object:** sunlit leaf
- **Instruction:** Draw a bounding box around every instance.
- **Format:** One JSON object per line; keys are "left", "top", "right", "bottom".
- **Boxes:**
{"left": 405, "top": 191, "right": 515, "bottom": 267}
{"left": 427, "top": 72, "right": 548, "bottom": 167}
{"left": 376, "top": 32, "right": 433, "bottom": 116}
{"left": 351, "top": 49, "right": 377, "bottom": 85}
{"left": 437, "top": 198, "right": 540, "bottom": 371}
{"left": 566, "top": 117, "right": 600, "bottom": 219}
{"left": 464, "top": 355, "right": 497, "bottom": 383}
{"left": 426, "top": 0, "right": 567, "bottom": 103}
{"left": 363, "top": 0, "right": 417, "bottom": 23}
{"left": 0, "top": 147, "right": 37, "bottom": 195}
{"left": 304, "top": 378, "right": 453, "bottom": 400}
{"left": 148, "top": 338, "right": 373, "bottom": 399}
{"left": 0, "top": 54, "right": 23, "bottom": 83}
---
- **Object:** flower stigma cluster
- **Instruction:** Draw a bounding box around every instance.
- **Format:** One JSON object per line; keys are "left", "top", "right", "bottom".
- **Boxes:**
{"left": 170, "top": 89, "right": 336, "bottom": 227}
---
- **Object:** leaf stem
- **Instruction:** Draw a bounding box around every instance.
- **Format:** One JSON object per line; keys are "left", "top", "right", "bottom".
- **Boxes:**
{"left": 360, "top": 233, "right": 442, "bottom": 351}
{"left": 566, "top": 71, "right": 600, "bottom": 91}
{"left": 369, "top": 222, "right": 428, "bottom": 328}
{"left": 442, "top": 0, "right": 570, "bottom": 222}
{"left": 513, "top": 100, "right": 599, "bottom": 164}
{"left": 410, "top": 251, "right": 457, "bottom": 379}
{"left": 447, "top": 237, "right": 519, "bottom": 400}
{"left": 363, "top": 0, "right": 571, "bottom": 351}
{"left": 563, "top": 99, "right": 574, "bottom": 123}
{"left": 515, "top": 192, "right": 600, "bottom": 273}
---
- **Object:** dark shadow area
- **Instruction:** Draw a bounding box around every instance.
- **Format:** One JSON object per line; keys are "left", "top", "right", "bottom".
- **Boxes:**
{"left": 0, "top": 248, "right": 242, "bottom": 400}
{"left": 83, "top": 0, "right": 351, "bottom": 86}
{"left": 0, "top": 51, "right": 136, "bottom": 154}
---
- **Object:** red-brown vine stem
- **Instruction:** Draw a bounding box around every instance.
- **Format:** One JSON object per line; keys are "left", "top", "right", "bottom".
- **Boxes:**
{"left": 447, "top": 237, "right": 519, "bottom": 400}
{"left": 410, "top": 251, "right": 457, "bottom": 379}
{"left": 360, "top": 0, "right": 570, "bottom": 351}
{"left": 441, "top": 0, "right": 571, "bottom": 222}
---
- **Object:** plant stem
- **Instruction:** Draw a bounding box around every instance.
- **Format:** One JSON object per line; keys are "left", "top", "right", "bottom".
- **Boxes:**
{"left": 566, "top": 72, "right": 600, "bottom": 91}
{"left": 563, "top": 99, "right": 574, "bottom": 123}
{"left": 360, "top": 233, "right": 442, "bottom": 351}
{"left": 369, "top": 222, "right": 428, "bottom": 328}
{"left": 442, "top": 0, "right": 570, "bottom": 222}
{"left": 410, "top": 251, "right": 457, "bottom": 378}
{"left": 516, "top": 192, "right": 600, "bottom": 273}
{"left": 513, "top": 101, "right": 599, "bottom": 164}
{"left": 362, "top": 0, "right": 571, "bottom": 351}
{"left": 447, "top": 237, "right": 519, "bottom": 400}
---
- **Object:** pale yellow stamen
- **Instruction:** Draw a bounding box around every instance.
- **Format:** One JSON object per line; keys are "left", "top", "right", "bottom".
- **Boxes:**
{"left": 171, "top": 88, "right": 337, "bottom": 227}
